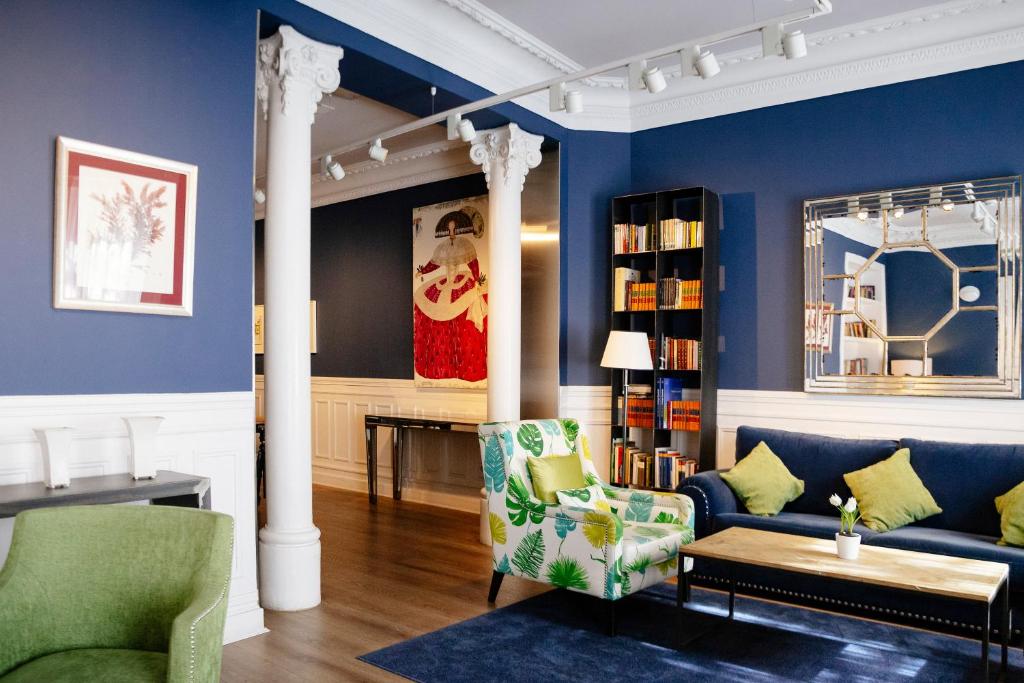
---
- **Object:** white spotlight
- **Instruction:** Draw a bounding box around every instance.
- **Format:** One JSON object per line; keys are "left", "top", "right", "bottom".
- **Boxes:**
{"left": 320, "top": 154, "right": 344, "bottom": 181}
{"left": 642, "top": 65, "right": 667, "bottom": 93}
{"left": 959, "top": 285, "right": 981, "bottom": 303}
{"left": 253, "top": 188, "right": 266, "bottom": 204}
{"left": 892, "top": 205, "right": 905, "bottom": 219}
{"left": 857, "top": 207, "right": 869, "bottom": 222}
{"left": 564, "top": 89, "right": 583, "bottom": 114}
{"left": 941, "top": 198, "right": 954, "bottom": 212}
{"left": 456, "top": 117, "right": 476, "bottom": 143}
{"left": 695, "top": 50, "right": 720, "bottom": 79}
{"left": 369, "top": 138, "right": 388, "bottom": 162}
{"left": 782, "top": 30, "right": 807, "bottom": 59}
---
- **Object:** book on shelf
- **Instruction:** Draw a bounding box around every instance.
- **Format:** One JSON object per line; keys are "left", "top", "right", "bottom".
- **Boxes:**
{"left": 614, "top": 222, "right": 656, "bottom": 254}
{"left": 658, "top": 218, "right": 703, "bottom": 250}
{"left": 844, "top": 357, "right": 868, "bottom": 374}
{"left": 660, "top": 337, "right": 701, "bottom": 370}
{"left": 626, "top": 282, "right": 657, "bottom": 311}
{"left": 658, "top": 277, "right": 702, "bottom": 310}
{"left": 655, "top": 377, "right": 701, "bottom": 431}
{"left": 842, "top": 320, "right": 877, "bottom": 338}
{"left": 613, "top": 267, "right": 639, "bottom": 311}
{"left": 617, "top": 387, "right": 654, "bottom": 428}
{"left": 611, "top": 438, "right": 698, "bottom": 489}
{"left": 846, "top": 284, "right": 876, "bottom": 300}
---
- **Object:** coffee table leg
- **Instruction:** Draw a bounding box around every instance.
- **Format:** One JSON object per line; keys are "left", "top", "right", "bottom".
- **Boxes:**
{"left": 677, "top": 564, "right": 689, "bottom": 609}
{"left": 1001, "top": 578, "right": 1009, "bottom": 674}
{"left": 728, "top": 578, "right": 736, "bottom": 620}
{"left": 982, "top": 598, "right": 991, "bottom": 680}
{"left": 365, "top": 424, "right": 377, "bottom": 504}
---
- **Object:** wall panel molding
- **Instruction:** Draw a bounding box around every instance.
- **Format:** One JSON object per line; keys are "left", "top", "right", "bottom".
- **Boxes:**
{"left": 256, "top": 376, "right": 486, "bottom": 513}
{"left": 0, "top": 391, "right": 264, "bottom": 643}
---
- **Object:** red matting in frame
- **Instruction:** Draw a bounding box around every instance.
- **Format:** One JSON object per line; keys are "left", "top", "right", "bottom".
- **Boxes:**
{"left": 64, "top": 151, "right": 187, "bottom": 306}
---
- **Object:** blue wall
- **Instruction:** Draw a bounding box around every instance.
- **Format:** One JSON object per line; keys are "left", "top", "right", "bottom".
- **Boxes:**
{"left": 0, "top": 0, "right": 257, "bottom": 395}
{"left": 254, "top": 174, "right": 488, "bottom": 378}
{"left": 631, "top": 61, "right": 1024, "bottom": 391}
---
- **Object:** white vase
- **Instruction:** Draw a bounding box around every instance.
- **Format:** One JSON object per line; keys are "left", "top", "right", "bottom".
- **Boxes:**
{"left": 836, "top": 532, "right": 861, "bottom": 560}
{"left": 123, "top": 416, "right": 164, "bottom": 480}
{"left": 34, "top": 427, "right": 74, "bottom": 489}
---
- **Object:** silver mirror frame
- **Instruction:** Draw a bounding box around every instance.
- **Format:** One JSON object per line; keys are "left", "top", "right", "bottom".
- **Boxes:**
{"left": 804, "top": 175, "right": 1022, "bottom": 398}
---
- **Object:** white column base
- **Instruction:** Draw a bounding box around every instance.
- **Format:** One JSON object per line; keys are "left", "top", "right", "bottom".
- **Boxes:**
{"left": 258, "top": 525, "right": 322, "bottom": 611}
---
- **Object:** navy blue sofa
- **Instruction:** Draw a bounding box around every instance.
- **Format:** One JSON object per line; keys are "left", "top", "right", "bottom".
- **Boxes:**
{"left": 680, "top": 426, "right": 1024, "bottom": 637}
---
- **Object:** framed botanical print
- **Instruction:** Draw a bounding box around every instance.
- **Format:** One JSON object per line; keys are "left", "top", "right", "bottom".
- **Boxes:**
{"left": 53, "top": 136, "right": 197, "bottom": 315}
{"left": 804, "top": 301, "right": 834, "bottom": 354}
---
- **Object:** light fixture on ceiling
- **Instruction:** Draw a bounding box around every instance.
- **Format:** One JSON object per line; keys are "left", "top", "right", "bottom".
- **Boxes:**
{"left": 456, "top": 117, "right": 476, "bottom": 142}
{"left": 253, "top": 188, "right": 266, "bottom": 204}
{"left": 319, "top": 154, "right": 344, "bottom": 181}
{"left": 782, "top": 30, "right": 807, "bottom": 59}
{"left": 941, "top": 198, "right": 955, "bottom": 212}
{"left": 549, "top": 82, "right": 584, "bottom": 114}
{"left": 892, "top": 205, "right": 905, "bottom": 219}
{"left": 694, "top": 49, "right": 720, "bottom": 79}
{"left": 959, "top": 285, "right": 981, "bottom": 303}
{"left": 857, "top": 207, "right": 869, "bottom": 221}
{"left": 971, "top": 201, "right": 986, "bottom": 223}
{"left": 641, "top": 63, "right": 667, "bottom": 93}
{"left": 368, "top": 138, "right": 388, "bottom": 162}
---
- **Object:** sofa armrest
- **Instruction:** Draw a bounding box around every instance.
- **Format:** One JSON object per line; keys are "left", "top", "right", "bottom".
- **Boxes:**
{"left": 678, "top": 470, "right": 738, "bottom": 538}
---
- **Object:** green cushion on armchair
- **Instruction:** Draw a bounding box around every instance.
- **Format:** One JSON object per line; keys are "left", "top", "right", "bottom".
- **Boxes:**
{"left": 0, "top": 504, "right": 233, "bottom": 683}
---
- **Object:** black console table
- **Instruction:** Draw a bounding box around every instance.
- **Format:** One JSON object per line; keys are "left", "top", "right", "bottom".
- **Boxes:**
{"left": 0, "top": 470, "right": 211, "bottom": 518}
{"left": 364, "top": 414, "right": 480, "bottom": 504}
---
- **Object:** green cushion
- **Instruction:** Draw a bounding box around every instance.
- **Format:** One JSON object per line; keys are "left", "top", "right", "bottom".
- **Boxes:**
{"left": 843, "top": 448, "right": 942, "bottom": 532}
{"left": 526, "top": 454, "right": 586, "bottom": 504}
{"left": 995, "top": 481, "right": 1024, "bottom": 547}
{"left": 0, "top": 649, "right": 166, "bottom": 683}
{"left": 720, "top": 441, "right": 805, "bottom": 516}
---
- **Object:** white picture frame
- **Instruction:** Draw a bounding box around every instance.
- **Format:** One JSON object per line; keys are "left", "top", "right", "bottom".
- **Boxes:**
{"left": 53, "top": 136, "right": 197, "bottom": 316}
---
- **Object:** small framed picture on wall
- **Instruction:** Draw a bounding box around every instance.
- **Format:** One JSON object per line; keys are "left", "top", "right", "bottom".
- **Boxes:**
{"left": 53, "top": 136, "right": 197, "bottom": 316}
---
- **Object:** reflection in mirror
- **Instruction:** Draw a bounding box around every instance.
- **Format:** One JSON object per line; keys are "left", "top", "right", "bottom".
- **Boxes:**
{"left": 804, "top": 176, "right": 1022, "bottom": 398}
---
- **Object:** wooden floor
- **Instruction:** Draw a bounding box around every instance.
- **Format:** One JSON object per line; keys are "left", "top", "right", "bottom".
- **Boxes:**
{"left": 221, "top": 486, "right": 547, "bottom": 682}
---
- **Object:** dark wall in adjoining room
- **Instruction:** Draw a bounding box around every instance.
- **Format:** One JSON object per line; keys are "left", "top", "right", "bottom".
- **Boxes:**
{"left": 630, "top": 61, "right": 1024, "bottom": 391}
{"left": 255, "top": 173, "right": 487, "bottom": 378}
{"left": 0, "top": 0, "right": 257, "bottom": 395}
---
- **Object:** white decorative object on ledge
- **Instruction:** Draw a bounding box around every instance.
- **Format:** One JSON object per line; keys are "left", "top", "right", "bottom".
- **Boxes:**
{"left": 124, "top": 416, "right": 164, "bottom": 480}
{"left": 34, "top": 427, "right": 74, "bottom": 489}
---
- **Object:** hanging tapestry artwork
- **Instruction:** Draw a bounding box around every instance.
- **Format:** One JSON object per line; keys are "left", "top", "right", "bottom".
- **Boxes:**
{"left": 412, "top": 196, "right": 488, "bottom": 388}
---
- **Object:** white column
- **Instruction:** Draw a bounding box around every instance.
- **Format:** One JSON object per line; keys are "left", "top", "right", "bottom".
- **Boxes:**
{"left": 470, "top": 124, "right": 543, "bottom": 421}
{"left": 256, "top": 26, "right": 342, "bottom": 611}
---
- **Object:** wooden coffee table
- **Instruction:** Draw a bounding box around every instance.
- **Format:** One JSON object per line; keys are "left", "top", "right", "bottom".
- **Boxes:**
{"left": 680, "top": 527, "right": 1010, "bottom": 678}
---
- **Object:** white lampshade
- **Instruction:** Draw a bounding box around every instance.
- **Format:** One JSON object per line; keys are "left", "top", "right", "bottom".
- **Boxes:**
{"left": 600, "top": 331, "right": 653, "bottom": 370}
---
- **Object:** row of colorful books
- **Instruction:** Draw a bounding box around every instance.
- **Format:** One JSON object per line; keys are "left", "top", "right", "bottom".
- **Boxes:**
{"left": 625, "top": 282, "right": 657, "bottom": 311}
{"left": 843, "top": 320, "right": 877, "bottom": 338}
{"left": 661, "top": 337, "right": 701, "bottom": 370}
{"left": 658, "top": 278, "right": 703, "bottom": 310}
{"left": 844, "top": 357, "right": 868, "bottom": 374}
{"left": 617, "top": 385, "right": 655, "bottom": 428}
{"left": 656, "top": 377, "right": 701, "bottom": 431}
{"left": 659, "top": 218, "right": 704, "bottom": 250}
{"left": 613, "top": 222, "right": 656, "bottom": 254}
{"left": 611, "top": 439, "right": 698, "bottom": 489}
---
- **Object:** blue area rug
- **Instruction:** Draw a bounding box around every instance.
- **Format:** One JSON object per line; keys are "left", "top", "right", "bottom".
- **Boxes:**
{"left": 359, "top": 584, "right": 1023, "bottom": 682}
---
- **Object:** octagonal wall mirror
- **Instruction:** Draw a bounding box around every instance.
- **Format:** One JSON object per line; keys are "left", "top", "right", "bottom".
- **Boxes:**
{"left": 804, "top": 176, "right": 1022, "bottom": 398}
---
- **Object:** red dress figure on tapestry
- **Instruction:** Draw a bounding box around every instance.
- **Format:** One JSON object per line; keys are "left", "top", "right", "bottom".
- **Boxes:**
{"left": 414, "top": 209, "right": 488, "bottom": 384}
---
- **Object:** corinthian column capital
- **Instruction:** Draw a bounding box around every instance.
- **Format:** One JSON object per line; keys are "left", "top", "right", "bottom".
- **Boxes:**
{"left": 257, "top": 26, "right": 343, "bottom": 125}
{"left": 469, "top": 123, "right": 544, "bottom": 193}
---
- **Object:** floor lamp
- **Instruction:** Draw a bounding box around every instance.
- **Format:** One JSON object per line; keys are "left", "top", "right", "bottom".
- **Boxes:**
{"left": 600, "top": 330, "right": 654, "bottom": 436}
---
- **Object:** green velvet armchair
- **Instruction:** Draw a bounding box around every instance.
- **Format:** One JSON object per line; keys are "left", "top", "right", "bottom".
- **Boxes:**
{"left": 0, "top": 504, "right": 233, "bottom": 682}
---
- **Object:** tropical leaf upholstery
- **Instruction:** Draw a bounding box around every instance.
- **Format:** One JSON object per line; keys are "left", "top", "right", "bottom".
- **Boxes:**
{"left": 479, "top": 419, "right": 695, "bottom": 601}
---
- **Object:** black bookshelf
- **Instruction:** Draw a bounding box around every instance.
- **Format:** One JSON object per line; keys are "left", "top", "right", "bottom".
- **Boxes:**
{"left": 609, "top": 186, "right": 720, "bottom": 491}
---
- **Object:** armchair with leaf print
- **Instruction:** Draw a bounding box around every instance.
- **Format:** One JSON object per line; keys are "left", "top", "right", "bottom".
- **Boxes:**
{"left": 478, "top": 419, "right": 695, "bottom": 622}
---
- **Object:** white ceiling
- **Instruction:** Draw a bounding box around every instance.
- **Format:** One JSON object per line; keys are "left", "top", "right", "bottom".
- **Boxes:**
{"left": 474, "top": 0, "right": 944, "bottom": 67}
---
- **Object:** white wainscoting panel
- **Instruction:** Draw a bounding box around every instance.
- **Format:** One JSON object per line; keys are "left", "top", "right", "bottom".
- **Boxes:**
{"left": 557, "top": 386, "right": 1024, "bottom": 473}
{"left": 559, "top": 385, "right": 612, "bottom": 479}
{"left": 0, "top": 391, "right": 264, "bottom": 644}
{"left": 717, "top": 389, "right": 1024, "bottom": 469}
{"left": 256, "top": 377, "right": 487, "bottom": 513}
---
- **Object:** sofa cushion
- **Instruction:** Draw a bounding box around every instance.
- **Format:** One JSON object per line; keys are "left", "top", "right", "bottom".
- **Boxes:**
{"left": 866, "top": 525, "right": 1024, "bottom": 590}
{"left": 900, "top": 438, "right": 1024, "bottom": 536}
{"left": 720, "top": 441, "right": 804, "bottom": 516}
{"left": 736, "top": 427, "right": 899, "bottom": 516}
{"left": 713, "top": 511, "right": 877, "bottom": 542}
{"left": 843, "top": 448, "right": 942, "bottom": 532}
{"left": 996, "top": 482, "right": 1024, "bottom": 547}
{"left": 0, "top": 649, "right": 166, "bottom": 683}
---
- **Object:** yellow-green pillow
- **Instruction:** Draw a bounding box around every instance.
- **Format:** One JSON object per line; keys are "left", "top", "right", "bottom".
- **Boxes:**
{"left": 720, "top": 441, "right": 804, "bottom": 516}
{"left": 843, "top": 448, "right": 941, "bottom": 532}
{"left": 995, "top": 482, "right": 1024, "bottom": 546}
{"left": 526, "top": 454, "right": 586, "bottom": 504}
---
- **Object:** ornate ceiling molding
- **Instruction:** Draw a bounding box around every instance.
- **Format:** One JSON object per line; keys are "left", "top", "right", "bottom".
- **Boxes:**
{"left": 300, "top": 0, "right": 1024, "bottom": 133}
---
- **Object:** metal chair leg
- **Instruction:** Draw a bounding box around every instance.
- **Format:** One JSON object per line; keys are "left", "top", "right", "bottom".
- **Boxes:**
{"left": 487, "top": 570, "right": 504, "bottom": 604}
